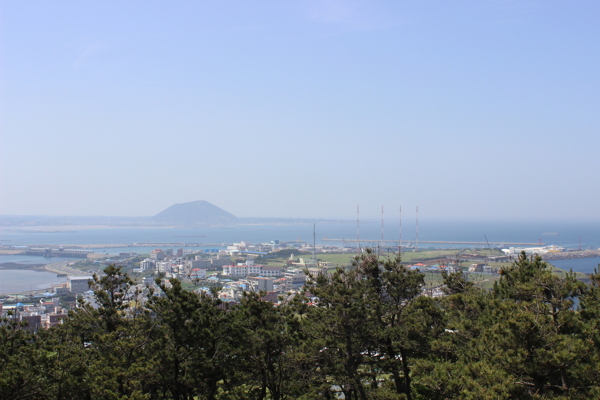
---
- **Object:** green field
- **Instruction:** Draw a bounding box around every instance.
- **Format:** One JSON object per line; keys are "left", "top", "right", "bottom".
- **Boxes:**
{"left": 264, "top": 249, "right": 585, "bottom": 292}
{"left": 261, "top": 248, "right": 506, "bottom": 267}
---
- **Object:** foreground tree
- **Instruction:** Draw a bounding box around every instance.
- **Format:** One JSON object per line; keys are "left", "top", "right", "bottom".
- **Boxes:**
{"left": 303, "top": 249, "right": 436, "bottom": 399}
{"left": 230, "top": 291, "right": 306, "bottom": 400}
{"left": 59, "top": 265, "right": 155, "bottom": 399}
{"left": 0, "top": 317, "right": 44, "bottom": 400}
{"left": 305, "top": 263, "right": 375, "bottom": 400}
{"left": 492, "top": 253, "right": 593, "bottom": 397}
{"left": 414, "top": 253, "right": 600, "bottom": 399}
{"left": 147, "top": 279, "right": 233, "bottom": 400}
{"left": 355, "top": 250, "right": 439, "bottom": 400}
{"left": 7, "top": 253, "right": 600, "bottom": 399}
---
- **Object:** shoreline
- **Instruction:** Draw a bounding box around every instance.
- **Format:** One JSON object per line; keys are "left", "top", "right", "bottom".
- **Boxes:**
{"left": 0, "top": 261, "right": 90, "bottom": 277}
{"left": 43, "top": 261, "right": 91, "bottom": 277}
{"left": 4, "top": 244, "right": 600, "bottom": 261}
{"left": 543, "top": 250, "right": 600, "bottom": 261}
{"left": 0, "top": 262, "right": 47, "bottom": 271}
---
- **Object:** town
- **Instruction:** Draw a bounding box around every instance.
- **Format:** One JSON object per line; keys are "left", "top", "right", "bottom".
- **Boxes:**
{"left": 2, "top": 237, "right": 548, "bottom": 331}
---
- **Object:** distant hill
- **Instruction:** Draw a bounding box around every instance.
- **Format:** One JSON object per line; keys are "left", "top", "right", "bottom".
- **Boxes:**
{"left": 151, "top": 201, "right": 239, "bottom": 226}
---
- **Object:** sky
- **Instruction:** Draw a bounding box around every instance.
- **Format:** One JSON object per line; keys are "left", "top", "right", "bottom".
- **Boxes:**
{"left": 1, "top": 1, "right": 599, "bottom": 221}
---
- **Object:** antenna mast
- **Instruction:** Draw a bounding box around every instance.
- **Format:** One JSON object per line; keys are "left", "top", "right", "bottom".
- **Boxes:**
{"left": 313, "top": 223, "right": 316, "bottom": 263}
{"left": 399, "top": 205, "right": 402, "bottom": 253}
{"left": 416, "top": 206, "right": 419, "bottom": 251}
{"left": 381, "top": 206, "right": 384, "bottom": 250}
{"left": 356, "top": 205, "right": 360, "bottom": 252}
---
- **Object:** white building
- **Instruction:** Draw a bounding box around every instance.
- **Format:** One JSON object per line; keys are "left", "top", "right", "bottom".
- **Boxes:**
{"left": 283, "top": 269, "right": 305, "bottom": 289}
{"left": 222, "top": 265, "right": 248, "bottom": 277}
{"left": 252, "top": 277, "right": 274, "bottom": 292}
{"left": 140, "top": 258, "right": 156, "bottom": 271}
{"left": 222, "top": 263, "right": 282, "bottom": 278}
{"left": 260, "top": 266, "right": 282, "bottom": 277}
{"left": 68, "top": 276, "right": 93, "bottom": 294}
{"left": 191, "top": 268, "right": 207, "bottom": 279}
{"left": 156, "top": 261, "right": 172, "bottom": 273}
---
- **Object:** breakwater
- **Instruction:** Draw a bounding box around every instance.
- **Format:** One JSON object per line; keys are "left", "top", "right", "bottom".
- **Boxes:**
{"left": 25, "top": 248, "right": 93, "bottom": 258}
{"left": 543, "top": 250, "right": 600, "bottom": 260}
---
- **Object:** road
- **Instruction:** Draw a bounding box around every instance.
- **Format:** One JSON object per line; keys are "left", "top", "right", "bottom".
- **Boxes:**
{"left": 44, "top": 261, "right": 91, "bottom": 277}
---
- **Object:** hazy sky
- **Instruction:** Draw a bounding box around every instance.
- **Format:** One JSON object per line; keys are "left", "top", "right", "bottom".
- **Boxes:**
{"left": 1, "top": 1, "right": 599, "bottom": 221}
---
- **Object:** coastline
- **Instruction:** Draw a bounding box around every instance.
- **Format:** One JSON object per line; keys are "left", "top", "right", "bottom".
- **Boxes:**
{"left": 0, "top": 262, "right": 46, "bottom": 271}
{"left": 543, "top": 250, "right": 600, "bottom": 261}
{"left": 43, "top": 261, "right": 91, "bottom": 277}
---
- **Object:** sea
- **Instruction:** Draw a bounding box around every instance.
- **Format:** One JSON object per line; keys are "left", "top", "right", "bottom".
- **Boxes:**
{"left": 1, "top": 220, "right": 599, "bottom": 293}
{"left": 0, "top": 269, "right": 67, "bottom": 295}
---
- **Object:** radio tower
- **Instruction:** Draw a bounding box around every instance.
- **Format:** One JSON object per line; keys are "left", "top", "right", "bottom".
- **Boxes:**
{"left": 356, "top": 205, "right": 360, "bottom": 252}
{"left": 313, "top": 223, "right": 316, "bottom": 263}
{"left": 416, "top": 206, "right": 419, "bottom": 251}
{"left": 381, "top": 206, "right": 385, "bottom": 250}
{"left": 399, "top": 206, "right": 402, "bottom": 253}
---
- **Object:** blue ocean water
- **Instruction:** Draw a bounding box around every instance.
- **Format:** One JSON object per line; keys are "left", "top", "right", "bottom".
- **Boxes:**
{"left": 549, "top": 257, "right": 600, "bottom": 275}
{"left": 1, "top": 220, "right": 598, "bottom": 249}
{"left": 0, "top": 269, "right": 67, "bottom": 294}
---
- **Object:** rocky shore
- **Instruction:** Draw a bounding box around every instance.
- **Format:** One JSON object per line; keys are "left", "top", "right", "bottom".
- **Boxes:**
{"left": 543, "top": 250, "right": 600, "bottom": 260}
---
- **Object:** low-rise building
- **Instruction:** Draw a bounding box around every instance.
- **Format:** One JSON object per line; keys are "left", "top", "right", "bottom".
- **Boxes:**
{"left": 190, "top": 258, "right": 212, "bottom": 269}
{"left": 140, "top": 258, "right": 156, "bottom": 271}
{"left": 68, "top": 276, "right": 93, "bottom": 294}
{"left": 222, "top": 265, "right": 248, "bottom": 277}
{"left": 222, "top": 262, "right": 282, "bottom": 278}
{"left": 252, "top": 277, "right": 274, "bottom": 292}
{"left": 211, "top": 257, "right": 231, "bottom": 269}
{"left": 191, "top": 268, "right": 207, "bottom": 279}
{"left": 150, "top": 249, "right": 166, "bottom": 261}
{"left": 46, "top": 313, "right": 67, "bottom": 328}
{"left": 284, "top": 270, "right": 306, "bottom": 290}
{"left": 483, "top": 265, "right": 495, "bottom": 274}
{"left": 445, "top": 262, "right": 462, "bottom": 274}
{"left": 259, "top": 266, "right": 282, "bottom": 277}
{"left": 52, "top": 283, "right": 70, "bottom": 295}
{"left": 468, "top": 263, "right": 485, "bottom": 273}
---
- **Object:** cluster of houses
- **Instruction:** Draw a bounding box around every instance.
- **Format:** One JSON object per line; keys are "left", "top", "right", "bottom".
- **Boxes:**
{"left": 93, "top": 244, "right": 329, "bottom": 306}
{"left": 51, "top": 275, "right": 96, "bottom": 295}
{"left": 221, "top": 259, "right": 281, "bottom": 277}
{"left": 206, "top": 265, "right": 314, "bottom": 304}
{"left": 121, "top": 244, "right": 501, "bottom": 308}
{"left": 405, "top": 261, "right": 498, "bottom": 275}
{"left": 2, "top": 238, "right": 505, "bottom": 332}
{"left": 135, "top": 249, "right": 232, "bottom": 277}
{"left": 0, "top": 298, "right": 68, "bottom": 331}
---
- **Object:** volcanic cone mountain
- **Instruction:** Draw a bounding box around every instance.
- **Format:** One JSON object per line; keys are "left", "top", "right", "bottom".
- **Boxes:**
{"left": 151, "top": 200, "right": 238, "bottom": 226}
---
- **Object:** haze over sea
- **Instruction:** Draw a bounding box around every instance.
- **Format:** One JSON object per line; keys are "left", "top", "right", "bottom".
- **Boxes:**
{"left": 2, "top": 220, "right": 599, "bottom": 246}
